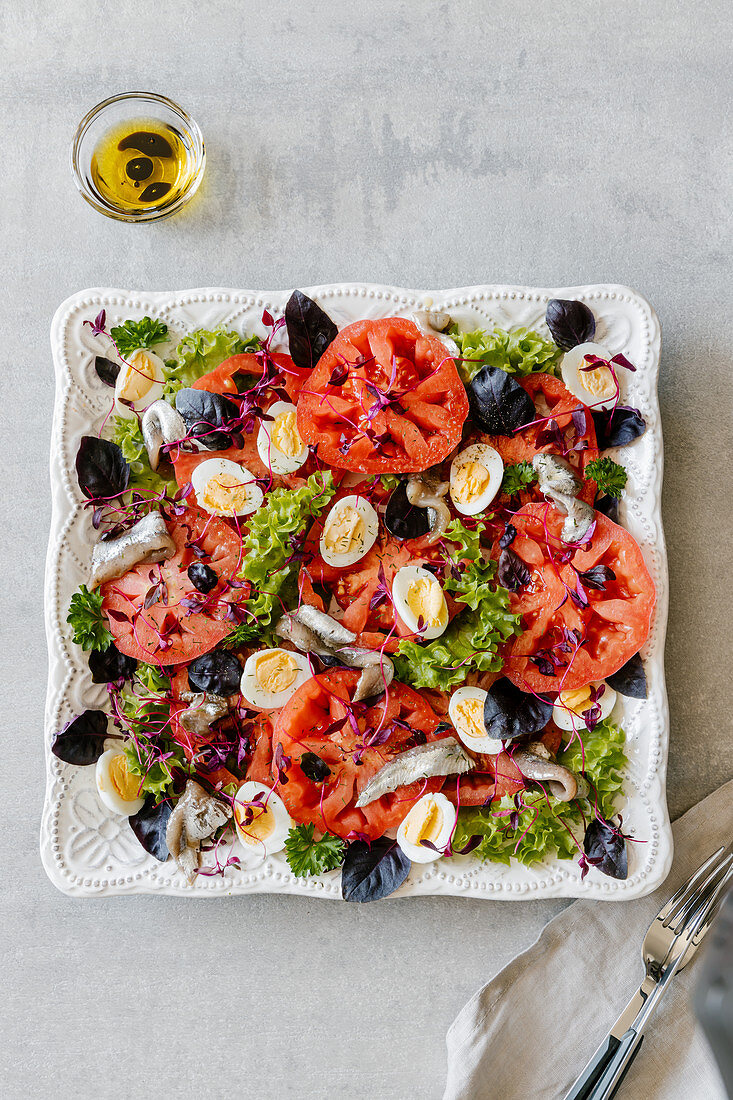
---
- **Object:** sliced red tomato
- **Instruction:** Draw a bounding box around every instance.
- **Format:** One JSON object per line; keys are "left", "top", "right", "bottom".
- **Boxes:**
{"left": 296, "top": 318, "right": 469, "bottom": 473}
{"left": 190, "top": 351, "right": 307, "bottom": 402}
{"left": 442, "top": 725, "right": 564, "bottom": 806}
{"left": 479, "top": 374, "right": 598, "bottom": 504}
{"left": 272, "top": 669, "right": 445, "bottom": 839}
{"left": 101, "top": 506, "right": 246, "bottom": 665}
{"left": 495, "top": 502, "right": 655, "bottom": 692}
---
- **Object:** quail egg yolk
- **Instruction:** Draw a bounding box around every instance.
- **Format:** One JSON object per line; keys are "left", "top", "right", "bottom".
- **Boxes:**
{"left": 202, "top": 473, "right": 252, "bottom": 516}
{"left": 559, "top": 685, "right": 593, "bottom": 715}
{"left": 271, "top": 410, "right": 303, "bottom": 457}
{"left": 404, "top": 798, "right": 444, "bottom": 847}
{"left": 452, "top": 461, "right": 490, "bottom": 505}
{"left": 407, "top": 576, "right": 446, "bottom": 628}
{"left": 581, "top": 357, "right": 616, "bottom": 400}
{"left": 255, "top": 651, "right": 298, "bottom": 695}
{"left": 108, "top": 753, "right": 140, "bottom": 802}
{"left": 236, "top": 799, "right": 276, "bottom": 844}
{"left": 323, "top": 506, "right": 365, "bottom": 556}
{"left": 453, "top": 697, "right": 485, "bottom": 741}
{"left": 118, "top": 349, "right": 159, "bottom": 403}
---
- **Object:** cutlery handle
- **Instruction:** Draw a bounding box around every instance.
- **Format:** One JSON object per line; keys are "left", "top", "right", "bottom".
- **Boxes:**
{"left": 592, "top": 1029, "right": 644, "bottom": 1100}
{"left": 561, "top": 1034, "right": 622, "bottom": 1099}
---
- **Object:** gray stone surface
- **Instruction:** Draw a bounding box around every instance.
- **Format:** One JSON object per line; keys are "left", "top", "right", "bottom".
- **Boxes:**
{"left": 1, "top": 1, "right": 731, "bottom": 1097}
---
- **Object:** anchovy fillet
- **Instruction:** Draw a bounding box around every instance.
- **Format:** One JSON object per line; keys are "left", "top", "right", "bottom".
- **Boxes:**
{"left": 355, "top": 736, "right": 475, "bottom": 808}
{"left": 166, "top": 779, "right": 232, "bottom": 883}
{"left": 532, "top": 453, "right": 595, "bottom": 544}
{"left": 141, "top": 400, "right": 187, "bottom": 470}
{"left": 90, "top": 511, "right": 176, "bottom": 588}
{"left": 178, "top": 692, "right": 229, "bottom": 737}
{"left": 276, "top": 608, "right": 394, "bottom": 701}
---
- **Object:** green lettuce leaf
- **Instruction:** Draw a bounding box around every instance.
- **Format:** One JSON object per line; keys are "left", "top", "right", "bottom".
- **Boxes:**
{"left": 226, "top": 471, "right": 336, "bottom": 645}
{"left": 453, "top": 718, "right": 627, "bottom": 867}
{"left": 163, "top": 327, "right": 260, "bottom": 395}
{"left": 394, "top": 520, "right": 520, "bottom": 690}
{"left": 117, "top": 666, "right": 183, "bottom": 799}
{"left": 450, "top": 325, "right": 562, "bottom": 384}
{"left": 111, "top": 415, "right": 177, "bottom": 497}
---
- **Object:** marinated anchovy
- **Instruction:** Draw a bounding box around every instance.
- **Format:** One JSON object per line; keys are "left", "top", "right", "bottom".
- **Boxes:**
{"left": 532, "top": 453, "right": 582, "bottom": 498}
{"left": 141, "top": 400, "right": 187, "bottom": 470}
{"left": 165, "top": 779, "right": 232, "bottom": 883}
{"left": 89, "top": 511, "right": 176, "bottom": 588}
{"left": 295, "top": 604, "right": 356, "bottom": 648}
{"left": 512, "top": 748, "right": 579, "bottom": 803}
{"left": 405, "top": 467, "right": 451, "bottom": 544}
{"left": 276, "top": 609, "right": 394, "bottom": 701}
{"left": 355, "top": 737, "right": 475, "bottom": 808}
{"left": 554, "top": 493, "right": 595, "bottom": 544}
{"left": 178, "top": 692, "right": 229, "bottom": 738}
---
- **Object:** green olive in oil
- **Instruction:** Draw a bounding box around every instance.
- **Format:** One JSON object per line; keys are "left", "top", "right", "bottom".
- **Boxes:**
{"left": 90, "top": 117, "right": 195, "bottom": 215}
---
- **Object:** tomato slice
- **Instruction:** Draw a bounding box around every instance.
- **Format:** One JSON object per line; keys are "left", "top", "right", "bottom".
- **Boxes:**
{"left": 272, "top": 669, "right": 445, "bottom": 839}
{"left": 496, "top": 502, "right": 655, "bottom": 691}
{"left": 479, "top": 375, "right": 598, "bottom": 504}
{"left": 101, "top": 506, "right": 246, "bottom": 665}
{"left": 297, "top": 318, "right": 469, "bottom": 473}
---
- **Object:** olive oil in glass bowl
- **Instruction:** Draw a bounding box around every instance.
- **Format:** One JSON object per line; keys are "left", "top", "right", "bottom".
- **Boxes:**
{"left": 71, "top": 93, "right": 205, "bottom": 222}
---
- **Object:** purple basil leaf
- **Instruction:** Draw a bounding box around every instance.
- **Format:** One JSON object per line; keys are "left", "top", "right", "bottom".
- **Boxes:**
{"left": 545, "top": 299, "right": 596, "bottom": 351}
{"left": 94, "top": 355, "right": 120, "bottom": 387}
{"left": 606, "top": 652, "right": 647, "bottom": 699}
{"left": 452, "top": 834, "right": 483, "bottom": 855}
{"left": 467, "top": 365, "right": 536, "bottom": 435}
{"left": 483, "top": 678, "right": 553, "bottom": 742}
{"left": 105, "top": 608, "right": 131, "bottom": 624}
{"left": 529, "top": 655, "right": 557, "bottom": 677}
{"left": 498, "top": 547, "right": 530, "bottom": 592}
{"left": 129, "top": 798, "right": 173, "bottom": 862}
{"left": 329, "top": 362, "right": 349, "bottom": 386}
{"left": 583, "top": 818, "right": 628, "bottom": 880}
{"left": 571, "top": 407, "right": 587, "bottom": 436}
{"left": 578, "top": 565, "right": 616, "bottom": 591}
{"left": 610, "top": 352, "right": 636, "bottom": 373}
{"left": 499, "top": 523, "right": 517, "bottom": 549}
{"left": 591, "top": 406, "right": 646, "bottom": 449}
{"left": 174, "top": 389, "right": 244, "bottom": 450}
{"left": 341, "top": 838, "right": 411, "bottom": 903}
{"left": 75, "top": 436, "right": 130, "bottom": 501}
{"left": 88, "top": 644, "right": 137, "bottom": 685}
{"left": 285, "top": 289, "right": 338, "bottom": 371}
{"left": 594, "top": 493, "right": 620, "bottom": 522}
{"left": 51, "top": 709, "right": 109, "bottom": 765}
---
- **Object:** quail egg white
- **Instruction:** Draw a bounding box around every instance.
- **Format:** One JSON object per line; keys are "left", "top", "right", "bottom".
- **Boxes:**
{"left": 319, "top": 495, "right": 379, "bottom": 568}
{"left": 448, "top": 686, "right": 503, "bottom": 755}
{"left": 449, "top": 443, "right": 504, "bottom": 515}
{"left": 95, "top": 748, "right": 145, "bottom": 816}
{"left": 392, "top": 565, "right": 448, "bottom": 639}
{"left": 256, "top": 400, "right": 309, "bottom": 474}
{"left": 552, "top": 682, "right": 617, "bottom": 731}
{"left": 561, "top": 342, "right": 618, "bottom": 410}
{"left": 233, "top": 781, "right": 292, "bottom": 859}
{"left": 396, "top": 792, "right": 457, "bottom": 864}
{"left": 190, "top": 457, "right": 264, "bottom": 518}
{"left": 114, "top": 348, "right": 166, "bottom": 415}
{"left": 240, "top": 648, "right": 313, "bottom": 710}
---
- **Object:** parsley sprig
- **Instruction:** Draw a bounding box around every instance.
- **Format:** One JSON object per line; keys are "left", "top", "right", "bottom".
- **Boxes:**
{"left": 586, "top": 457, "right": 627, "bottom": 499}
{"left": 284, "top": 823, "right": 346, "bottom": 877}
{"left": 500, "top": 461, "right": 538, "bottom": 497}
{"left": 110, "top": 316, "right": 169, "bottom": 357}
{"left": 66, "top": 584, "right": 113, "bottom": 651}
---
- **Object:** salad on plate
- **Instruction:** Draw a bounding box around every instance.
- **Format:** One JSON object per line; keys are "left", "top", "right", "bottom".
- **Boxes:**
{"left": 53, "top": 292, "right": 655, "bottom": 901}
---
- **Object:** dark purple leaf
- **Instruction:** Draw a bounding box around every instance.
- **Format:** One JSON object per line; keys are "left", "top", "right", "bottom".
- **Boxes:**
{"left": 300, "top": 752, "right": 331, "bottom": 782}
{"left": 467, "top": 365, "right": 536, "bottom": 435}
{"left": 129, "top": 798, "right": 172, "bottom": 862}
{"left": 143, "top": 581, "right": 166, "bottom": 609}
{"left": 452, "top": 834, "right": 483, "bottom": 855}
{"left": 273, "top": 742, "right": 291, "bottom": 784}
{"left": 51, "top": 710, "right": 109, "bottom": 765}
{"left": 285, "top": 289, "right": 338, "bottom": 371}
{"left": 594, "top": 493, "right": 620, "bottom": 522}
{"left": 261, "top": 308, "right": 274, "bottom": 328}
{"left": 483, "top": 679, "right": 553, "bottom": 742}
{"left": 499, "top": 523, "right": 516, "bottom": 549}
{"left": 328, "top": 362, "right": 349, "bottom": 386}
{"left": 94, "top": 355, "right": 119, "bottom": 387}
{"left": 577, "top": 565, "right": 616, "bottom": 591}
{"left": 606, "top": 652, "right": 647, "bottom": 699}
{"left": 88, "top": 644, "right": 137, "bottom": 684}
{"left": 106, "top": 608, "right": 131, "bottom": 624}
{"left": 174, "top": 389, "right": 244, "bottom": 450}
{"left": 84, "top": 309, "right": 107, "bottom": 337}
{"left": 530, "top": 655, "right": 557, "bottom": 677}
{"left": 571, "top": 407, "right": 587, "bottom": 436}
{"left": 536, "top": 419, "right": 565, "bottom": 450}
{"left": 569, "top": 578, "right": 589, "bottom": 609}
{"left": 591, "top": 406, "right": 646, "bottom": 449}
{"left": 583, "top": 818, "right": 628, "bottom": 880}
{"left": 188, "top": 649, "right": 242, "bottom": 696}
{"left": 545, "top": 299, "right": 596, "bottom": 351}
{"left": 341, "top": 838, "right": 411, "bottom": 903}
{"left": 610, "top": 352, "right": 636, "bottom": 373}
{"left": 498, "top": 547, "right": 530, "bottom": 592}
{"left": 75, "top": 436, "right": 130, "bottom": 501}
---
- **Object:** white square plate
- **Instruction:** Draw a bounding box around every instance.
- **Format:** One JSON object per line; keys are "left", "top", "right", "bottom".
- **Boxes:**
{"left": 43, "top": 283, "right": 670, "bottom": 900}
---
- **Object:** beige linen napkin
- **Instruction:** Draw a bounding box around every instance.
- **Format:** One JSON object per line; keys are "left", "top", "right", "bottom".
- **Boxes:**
{"left": 444, "top": 779, "right": 733, "bottom": 1100}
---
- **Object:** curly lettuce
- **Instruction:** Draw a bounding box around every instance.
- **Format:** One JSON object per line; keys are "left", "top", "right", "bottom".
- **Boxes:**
{"left": 111, "top": 415, "right": 177, "bottom": 497}
{"left": 394, "top": 520, "right": 520, "bottom": 690}
{"left": 227, "top": 471, "right": 336, "bottom": 645}
{"left": 163, "top": 327, "right": 261, "bottom": 395}
{"left": 450, "top": 325, "right": 562, "bottom": 384}
{"left": 118, "top": 666, "right": 184, "bottom": 799}
{"left": 452, "top": 719, "right": 627, "bottom": 867}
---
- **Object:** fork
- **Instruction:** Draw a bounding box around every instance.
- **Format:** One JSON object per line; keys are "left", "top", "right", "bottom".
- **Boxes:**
{"left": 563, "top": 842, "right": 733, "bottom": 1100}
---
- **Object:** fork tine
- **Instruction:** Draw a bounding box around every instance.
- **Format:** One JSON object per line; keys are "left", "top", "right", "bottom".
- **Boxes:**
{"left": 667, "top": 848, "right": 733, "bottom": 933}
{"left": 685, "top": 862, "right": 733, "bottom": 942}
{"left": 660, "top": 844, "right": 729, "bottom": 927}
